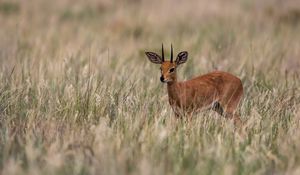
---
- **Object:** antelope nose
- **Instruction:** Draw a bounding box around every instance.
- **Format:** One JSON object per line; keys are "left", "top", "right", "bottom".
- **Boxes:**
{"left": 160, "top": 76, "right": 164, "bottom": 82}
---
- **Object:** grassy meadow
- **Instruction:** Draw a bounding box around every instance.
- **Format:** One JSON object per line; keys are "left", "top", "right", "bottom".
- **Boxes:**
{"left": 1, "top": 0, "right": 300, "bottom": 174}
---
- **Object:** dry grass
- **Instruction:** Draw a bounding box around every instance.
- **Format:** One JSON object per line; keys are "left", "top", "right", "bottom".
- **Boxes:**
{"left": 0, "top": 0, "right": 300, "bottom": 174}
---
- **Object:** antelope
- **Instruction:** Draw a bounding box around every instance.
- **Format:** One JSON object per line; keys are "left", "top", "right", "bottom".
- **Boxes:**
{"left": 145, "top": 44, "right": 243, "bottom": 125}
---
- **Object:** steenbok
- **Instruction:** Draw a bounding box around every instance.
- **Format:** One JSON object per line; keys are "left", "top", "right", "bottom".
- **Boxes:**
{"left": 145, "top": 44, "right": 243, "bottom": 125}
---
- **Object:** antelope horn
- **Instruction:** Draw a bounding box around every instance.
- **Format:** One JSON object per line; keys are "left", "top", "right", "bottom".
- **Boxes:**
{"left": 161, "top": 44, "right": 165, "bottom": 62}
{"left": 170, "top": 44, "right": 173, "bottom": 62}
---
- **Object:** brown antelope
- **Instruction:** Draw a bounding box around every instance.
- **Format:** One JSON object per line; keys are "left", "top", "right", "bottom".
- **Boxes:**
{"left": 145, "top": 44, "right": 243, "bottom": 125}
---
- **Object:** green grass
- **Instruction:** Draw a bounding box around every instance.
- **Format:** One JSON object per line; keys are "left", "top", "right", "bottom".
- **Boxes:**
{"left": 1, "top": 0, "right": 300, "bottom": 174}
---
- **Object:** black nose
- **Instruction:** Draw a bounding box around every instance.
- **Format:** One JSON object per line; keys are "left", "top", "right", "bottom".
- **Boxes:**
{"left": 160, "top": 76, "right": 164, "bottom": 82}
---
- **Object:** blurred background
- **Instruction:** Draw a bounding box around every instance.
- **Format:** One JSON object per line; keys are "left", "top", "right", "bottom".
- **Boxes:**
{"left": 1, "top": 0, "right": 300, "bottom": 78}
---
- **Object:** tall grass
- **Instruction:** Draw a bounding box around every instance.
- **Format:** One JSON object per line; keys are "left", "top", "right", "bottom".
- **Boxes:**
{"left": 0, "top": 0, "right": 300, "bottom": 174}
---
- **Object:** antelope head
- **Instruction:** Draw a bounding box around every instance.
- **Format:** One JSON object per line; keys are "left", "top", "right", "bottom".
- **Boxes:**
{"left": 145, "top": 44, "right": 188, "bottom": 83}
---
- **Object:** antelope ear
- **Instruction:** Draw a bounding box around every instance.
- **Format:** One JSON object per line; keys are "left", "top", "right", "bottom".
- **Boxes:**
{"left": 145, "top": 52, "right": 162, "bottom": 64}
{"left": 176, "top": 51, "right": 188, "bottom": 65}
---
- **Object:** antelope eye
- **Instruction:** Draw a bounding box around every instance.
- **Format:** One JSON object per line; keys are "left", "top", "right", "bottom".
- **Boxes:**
{"left": 169, "top": 68, "right": 175, "bottom": 72}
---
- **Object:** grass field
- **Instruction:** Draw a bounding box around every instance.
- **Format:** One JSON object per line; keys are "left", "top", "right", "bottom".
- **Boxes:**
{"left": 1, "top": 0, "right": 300, "bottom": 174}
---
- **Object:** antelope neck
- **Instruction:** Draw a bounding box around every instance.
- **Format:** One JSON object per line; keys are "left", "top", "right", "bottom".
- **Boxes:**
{"left": 167, "top": 79, "right": 179, "bottom": 99}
